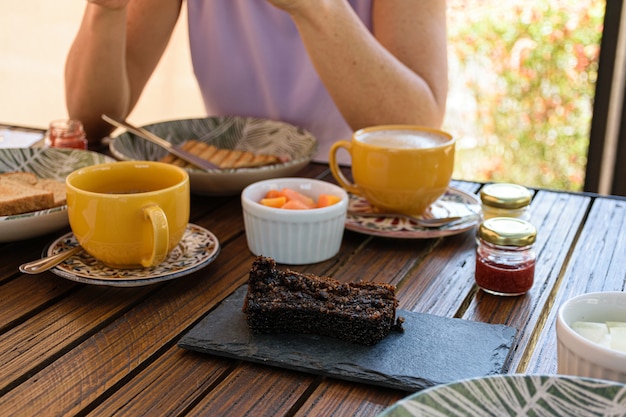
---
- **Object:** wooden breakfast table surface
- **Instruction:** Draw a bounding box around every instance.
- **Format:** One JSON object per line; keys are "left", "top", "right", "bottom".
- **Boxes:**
{"left": 1, "top": 150, "right": 625, "bottom": 416}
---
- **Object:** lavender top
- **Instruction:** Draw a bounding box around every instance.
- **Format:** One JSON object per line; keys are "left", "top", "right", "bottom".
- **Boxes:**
{"left": 187, "top": 0, "right": 373, "bottom": 162}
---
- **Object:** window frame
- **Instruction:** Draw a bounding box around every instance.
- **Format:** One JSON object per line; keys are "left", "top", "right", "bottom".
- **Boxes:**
{"left": 586, "top": 0, "right": 626, "bottom": 196}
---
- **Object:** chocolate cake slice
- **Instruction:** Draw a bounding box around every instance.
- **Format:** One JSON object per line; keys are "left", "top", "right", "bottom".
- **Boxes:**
{"left": 243, "top": 256, "right": 403, "bottom": 345}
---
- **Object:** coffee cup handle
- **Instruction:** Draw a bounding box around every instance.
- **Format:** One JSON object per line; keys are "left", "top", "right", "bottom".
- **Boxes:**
{"left": 141, "top": 205, "right": 170, "bottom": 267}
{"left": 329, "top": 140, "right": 361, "bottom": 196}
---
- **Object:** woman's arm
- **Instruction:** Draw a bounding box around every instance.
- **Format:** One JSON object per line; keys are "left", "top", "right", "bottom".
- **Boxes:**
{"left": 268, "top": 0, "right": 448, "bottom": 130}
{"left": 65, "top": 0, "right": 183, "bottom": 144}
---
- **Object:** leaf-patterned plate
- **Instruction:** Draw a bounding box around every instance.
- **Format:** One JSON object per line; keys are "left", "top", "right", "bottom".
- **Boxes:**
{"left": 45, "top": 223, "right": 220, "bottom": 287}
{"left": 345, "top": 187, "right": 481, "bottom": 239}
{"left": 109, "top": 116, "right": 318, "bottom": 195}
{"left": 0, "top": 148, "right": 115, "bottom": 242}
{"left": 378, "top": 374, "right": 626, "bottom": 417}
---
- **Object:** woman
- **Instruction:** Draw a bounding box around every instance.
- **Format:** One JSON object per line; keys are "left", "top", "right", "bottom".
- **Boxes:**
{"left": 65, "top": 0, "right": 448, "bottom": 162}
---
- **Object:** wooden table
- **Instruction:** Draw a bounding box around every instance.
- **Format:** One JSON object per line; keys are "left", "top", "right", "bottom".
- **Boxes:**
{"left": 1, "top": 160, "right": 624, "bottom": 416}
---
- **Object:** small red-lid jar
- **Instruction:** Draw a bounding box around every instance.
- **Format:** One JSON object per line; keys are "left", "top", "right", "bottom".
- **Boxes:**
{"left": 475, "top": 217, "right": 537, "bottom": 296}
{"left": 45, "top": 119, "right": 87, "bottom": 150}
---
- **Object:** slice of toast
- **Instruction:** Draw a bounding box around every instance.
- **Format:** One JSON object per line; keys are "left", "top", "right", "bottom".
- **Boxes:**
{"left": 160, "top": 140, "right": 282, "bottom": 169}
{"left": 0, "top": 172, "right": 67, "bottom": 216}
{"left": 0, "top": 171, "right": 39, "bottom": 185}
{"left": 33, "top": 178, "right": 67, "bottom": 206}
{"left": 0, "top": 179, "right": 55, "bottom": 216}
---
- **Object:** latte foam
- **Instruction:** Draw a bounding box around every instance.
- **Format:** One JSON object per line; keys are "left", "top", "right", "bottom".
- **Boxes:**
{"left": 358, "top": 130, "right": 450, "bottom": 149}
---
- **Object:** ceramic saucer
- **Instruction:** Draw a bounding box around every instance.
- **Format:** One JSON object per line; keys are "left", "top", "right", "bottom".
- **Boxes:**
{"left": 44, "top": 223, "right": 220, "bottom": 287}
{"left": 345, "top": 188, "right": 481, "bottom": 239}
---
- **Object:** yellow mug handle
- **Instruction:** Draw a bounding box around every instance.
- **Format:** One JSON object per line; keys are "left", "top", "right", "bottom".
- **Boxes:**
{"left": 141, "top": 205, "right": 170, "bottom": 267}
{"left": 329, "top": 140, "right": 361, "bottom": 196}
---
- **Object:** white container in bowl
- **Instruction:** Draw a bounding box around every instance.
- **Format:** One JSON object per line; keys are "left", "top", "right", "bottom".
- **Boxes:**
{"left": 241, "top": 178, "right": 349, "bottom": 265}
{"left": 556, "top": 291, "right": 626, "bottom": 383}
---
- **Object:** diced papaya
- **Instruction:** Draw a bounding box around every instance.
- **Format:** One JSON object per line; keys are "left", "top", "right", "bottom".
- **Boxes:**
{"left": 281, "top": 188, "right": 316, "bottom": 208}
{"left": 317, "top": 194, "right": 341, "bottom": 208}
{"left": 260, "top": 196, "right": 287, "bottom": 208}
{"left": 281, "top": 199, "right": 312, "bottom": 210}
{"left": 264, "top": 189, "right": 284, "bottom": 199}
{"left": 258, "top": 187, "right": 341, "bottom": 210}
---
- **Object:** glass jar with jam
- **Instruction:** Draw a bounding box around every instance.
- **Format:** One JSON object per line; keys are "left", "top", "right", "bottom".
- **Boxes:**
{"left": 480, "top": 183, "right": 532, "bottom": 221}
{"left": 475, "top": 217, "right": 537, "bottom": 296}
{"left": 45, "top": 119, "right": 87, "bottom": 150}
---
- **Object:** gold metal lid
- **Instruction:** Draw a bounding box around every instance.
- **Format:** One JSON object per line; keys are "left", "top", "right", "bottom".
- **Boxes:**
{"left": 480, "top": 183, "right": 532, "bottom": 209}
{"left": 478, "top": 217, "right": 537, "bottom": 246}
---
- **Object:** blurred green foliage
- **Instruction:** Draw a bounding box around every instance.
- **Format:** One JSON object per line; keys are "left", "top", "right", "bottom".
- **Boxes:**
{"left": 444, "top": 0, "right": 604, "bottom": 191}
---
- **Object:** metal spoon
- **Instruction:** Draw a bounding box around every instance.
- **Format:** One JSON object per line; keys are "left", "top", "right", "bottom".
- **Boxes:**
{"left": 347, "top": 210, "right": 465, "bottom": 228}
{"left": 19, "top": 246, "right": 83, "bottom": 274}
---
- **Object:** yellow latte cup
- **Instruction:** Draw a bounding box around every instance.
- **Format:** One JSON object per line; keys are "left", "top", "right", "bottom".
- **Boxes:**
{"left": 329, "top": 125, "right": 455, "bottom": 215}
{"left": 66, "top": 161, "right": 190, "bottom": 268}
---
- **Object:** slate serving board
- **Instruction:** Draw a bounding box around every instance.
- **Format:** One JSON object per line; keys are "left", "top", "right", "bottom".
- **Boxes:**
{"left": 178, "top": 286, "right": 517, "bottom": 392}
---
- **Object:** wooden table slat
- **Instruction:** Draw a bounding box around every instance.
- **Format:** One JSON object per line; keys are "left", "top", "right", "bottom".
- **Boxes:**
{"left": 186, "top": 363, "right": 317, "bottom": 417}
{"left": 0, "top": 285, "right": 153, "bottom": 394}
{"left": 0, "top": 273, "right": 77, "bottom": 331}
{"left": 87, "top": 348, "right": 234, "bottom": 417}
{"left": 293, "top": 379, "right": 405, "bottom": 417}
{"left": 526, "top": 197, "right": 626, "bottom": 374}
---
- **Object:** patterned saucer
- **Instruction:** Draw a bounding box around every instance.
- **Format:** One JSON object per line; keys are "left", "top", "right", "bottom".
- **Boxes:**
{"left": 345, "top": 188, "right": 481, "bottom": 239}
{"left": 44, "top": 224, "right": 220, "bottom": 287}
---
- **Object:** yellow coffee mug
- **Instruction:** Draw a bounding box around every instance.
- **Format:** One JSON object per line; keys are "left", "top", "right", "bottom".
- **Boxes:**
{"left": 329, "top": 125, "right": 455, "bottom": 215}
{"left": 66, "top": 161, "right": 190, "bottom": 268}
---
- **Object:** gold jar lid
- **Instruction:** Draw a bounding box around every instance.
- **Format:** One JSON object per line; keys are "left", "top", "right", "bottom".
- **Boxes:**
{"left": 480, "top": 183, "right": 532, "bottom": 209}
{"left": 478, "top": 217, "right": 537, "bottom": 246}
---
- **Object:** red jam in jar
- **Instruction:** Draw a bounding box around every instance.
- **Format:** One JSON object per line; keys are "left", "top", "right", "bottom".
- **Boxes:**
{"left": 475, "top": 217, "right": 537, "bottom": 296}
{"left": 45, "top": 119, "right": 87, "bottom": 150}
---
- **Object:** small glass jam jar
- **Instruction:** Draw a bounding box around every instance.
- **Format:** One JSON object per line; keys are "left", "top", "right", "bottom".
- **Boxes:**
{"left": 480, "top": 183, "right": 532, "bottom": 221}
{"left": 45, "top": 119, "right": 87, "bottom": 150}
{"left": 475, "top": 217, "right": 537, "bottom": 296}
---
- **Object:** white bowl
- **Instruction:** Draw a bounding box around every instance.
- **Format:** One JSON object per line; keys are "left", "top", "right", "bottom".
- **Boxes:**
{"left": 556, "top": 291, "right": 626, "bottom": 383}
{"left": 241, "top": 178, "right": 348, "bottom": 265}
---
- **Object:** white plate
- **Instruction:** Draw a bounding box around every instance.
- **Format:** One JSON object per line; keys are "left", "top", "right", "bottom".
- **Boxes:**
{"left": 44, "top": 224, "right": 220, "bottom": 287}
{"left": 377, "top": 374, "right": 626, "bottom": 417}
{"left": 0, "top": 148, "right": 115, "bottom": 243}
{"left": 345, "top": 187, "right": 481, "bottom": 239}
{"left": 109, "top": 116, "right": 318, "bottom": 196}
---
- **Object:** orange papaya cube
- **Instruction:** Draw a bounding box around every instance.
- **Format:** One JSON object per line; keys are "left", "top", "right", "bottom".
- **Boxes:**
{"left": 260, "top": 196, "right": 287, "bottom": 208}
{"left": 264, "top": 189, "right": 284, "bottom": 199}
{"left": 317, "top": 194, "right": 341, "bottom": 208}
{"left": 281, "top": 199, "right": 312, "bottom": 210}
{"left": 281, "top": 188, "right": 316, "bottom": 208}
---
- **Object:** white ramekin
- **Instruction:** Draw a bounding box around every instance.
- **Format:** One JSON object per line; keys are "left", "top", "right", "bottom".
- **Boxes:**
{"left": 556, "top": 291, "right": 626, "bottom": 383}
{"left": 241, "top": 177, "right": 348, "bottom": 265}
